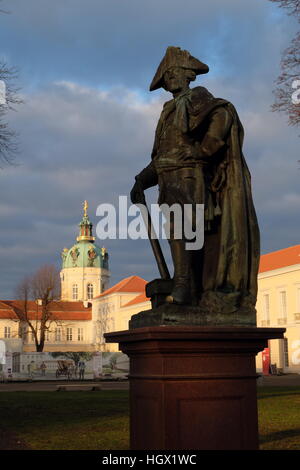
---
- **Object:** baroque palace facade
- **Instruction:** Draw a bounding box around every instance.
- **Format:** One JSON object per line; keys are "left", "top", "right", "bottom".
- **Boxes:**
{"left": 0, "top": 203, "right": 150, "bottom": 359}
{"left": 0, "top": 203, "right": 300, "bottom": 373}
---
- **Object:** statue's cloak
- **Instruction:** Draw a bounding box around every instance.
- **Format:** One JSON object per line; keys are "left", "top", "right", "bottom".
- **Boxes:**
{"left": 139, "top": 86, "right": 260, "bottom": 314}
{"left": 184, "top": 88, "right": 260, "bottom": 313}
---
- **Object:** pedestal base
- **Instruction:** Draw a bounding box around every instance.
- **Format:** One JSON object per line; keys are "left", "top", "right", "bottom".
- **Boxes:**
{"left": 129, "top": 304, "right": 256, "bottom": 329}
{"left": 105, "top": 326, "right": 285, "bottom": 450}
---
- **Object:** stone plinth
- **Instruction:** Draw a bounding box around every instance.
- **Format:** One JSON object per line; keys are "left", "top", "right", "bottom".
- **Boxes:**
{"left": 105, "top": 326, "right": 285, "bottom": 450}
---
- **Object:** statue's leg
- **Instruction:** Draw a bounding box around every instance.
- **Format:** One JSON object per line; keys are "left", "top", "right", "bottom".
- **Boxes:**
{"left": 167, "top": 238, "right": 191, "bottom": 305}
{"left": 165, "top": 169, "right": 193, "bottom": 305}
{"left": 183, "top": 167, "right": 205, "bottom": 306}
{"left": 159, "top": 168, "right": 201, "bottom": 305}
{"left": 190, "top": 246, "right": 203, "bottom": 305}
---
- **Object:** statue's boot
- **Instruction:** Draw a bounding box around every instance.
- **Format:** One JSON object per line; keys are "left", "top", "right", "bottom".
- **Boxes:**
{"left": 166, "top": 240, "right": 191, "bottom": 305}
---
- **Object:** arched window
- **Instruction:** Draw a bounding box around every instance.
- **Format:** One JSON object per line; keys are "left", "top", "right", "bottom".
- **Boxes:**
{"left": 87, "top": 283, "right": 93, "bottom": 299}
{"left": 72, "top": 284, "right": 78, "bottom": 300}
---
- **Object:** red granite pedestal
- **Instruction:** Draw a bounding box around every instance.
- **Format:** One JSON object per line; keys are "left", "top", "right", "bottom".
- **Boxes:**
{"left": 105, "top": 326, "right": 285, "bottom": 450}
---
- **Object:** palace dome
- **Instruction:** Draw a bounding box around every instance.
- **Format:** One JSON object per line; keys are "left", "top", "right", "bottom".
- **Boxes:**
{"left": 62, "top": 242, "right": 108, "bottom": 270}
{"left": 61, "top": 200, "right": 108, "bottom": 270}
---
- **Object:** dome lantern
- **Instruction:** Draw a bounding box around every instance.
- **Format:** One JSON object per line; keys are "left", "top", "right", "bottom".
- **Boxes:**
{"left": 77, "top": 200, "right": 95, "bottom": 242}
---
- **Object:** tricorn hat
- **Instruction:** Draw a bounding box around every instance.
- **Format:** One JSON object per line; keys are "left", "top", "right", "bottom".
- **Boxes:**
{"left": 149, "top": 46, "right": 209, "bottom": 92}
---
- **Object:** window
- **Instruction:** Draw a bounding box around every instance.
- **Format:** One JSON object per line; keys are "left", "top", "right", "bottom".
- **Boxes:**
{"left": 263, "top": 294, "right": 270, "bottom": 322}
{"left": 66, "top": 328, "right": 73, "bottom": 341}
{"left": 4, "top": 326, "right": 11, "bottom": 338}
{"left": 279, "top": 291, "right": 287, "bottom": 320}
{"left": 44, "top": 330, "right": 49, "bottom": 342}
{"left": 87, "top": 283, "right": 93, "bottom": 300}
{"left": 55, "top": 328, "right": 61, "bottom": 342}
{"left": 72, "top": 284, "right": 78, "bottom": 300}
{"left": 78, "top": 328, "right": 84, "bottom": 341}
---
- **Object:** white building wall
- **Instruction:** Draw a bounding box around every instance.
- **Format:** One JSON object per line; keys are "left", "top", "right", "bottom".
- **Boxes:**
{"left": 92, "top": 294, "right": 151, "bottom": 352}
{"left": 61, "top": 267, "right": 110, "bottom": 301}
{"left": 256, "top": 264, "right": 300, "bottom": 373}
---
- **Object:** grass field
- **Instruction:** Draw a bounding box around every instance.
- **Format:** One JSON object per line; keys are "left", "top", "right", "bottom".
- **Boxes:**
{"left": 0, "top": 387, "right": 299, "bottom": 450}
{"left": 258, "top": 387, "right": 300, "bottom": 450}
{"left": 0, "top": 390, "right": 129, "bottom": 450}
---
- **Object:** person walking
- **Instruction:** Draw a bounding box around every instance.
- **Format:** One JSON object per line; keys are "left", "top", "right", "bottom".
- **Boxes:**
{"left": 40, "top": 361, "right": 47, "bottom": 377}
{"left": 28, "top": 361, "right": 35, "bottom": 381}
{"left": 78, "top": 360, "right": 86, "bottom": 380}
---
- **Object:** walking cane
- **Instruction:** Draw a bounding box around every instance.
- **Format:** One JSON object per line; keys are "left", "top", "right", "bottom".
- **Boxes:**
{"left": 136, "top": 198, "right": 171, "bottom": 280}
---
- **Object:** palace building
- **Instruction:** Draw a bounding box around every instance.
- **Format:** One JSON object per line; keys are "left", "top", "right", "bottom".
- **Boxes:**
{"left": 0, "top": 202, "right": 150, "bottom": 359}
{"left": 0, "top": 202, "right": 113, "bottom": 355}
{"left": 91, "top": 275, "right": 150, "bottom": 352}
{"left": 256, "top": 245, "right": 300, "bottom": 374}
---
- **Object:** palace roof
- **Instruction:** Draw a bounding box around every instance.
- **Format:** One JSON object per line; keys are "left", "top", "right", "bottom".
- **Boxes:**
{"left": 259, "top": 245, "right": 300, "bottom": 273}
{"left": 0, "top": 300, "right": 92, "bottom": 321}
{"left": 94, "top": 275, "right": 147, "bottom": 299}
{"left": 122, "top": 292, "right": 150, "bottom": 308}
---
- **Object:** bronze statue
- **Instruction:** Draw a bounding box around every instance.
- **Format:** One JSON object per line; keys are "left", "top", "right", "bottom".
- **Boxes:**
{"left": 130, "top": 46, "right": 260, "bottom": 322}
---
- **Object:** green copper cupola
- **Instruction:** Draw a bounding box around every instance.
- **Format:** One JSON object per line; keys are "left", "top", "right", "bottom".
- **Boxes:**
{"left": 60, "top": 201, "right": 110, "bottom": 301}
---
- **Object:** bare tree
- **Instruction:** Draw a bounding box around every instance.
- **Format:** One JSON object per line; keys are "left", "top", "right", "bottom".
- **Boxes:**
{"left": 15, "top": 275, "right": 32, "bottom": 339}
{"left": 95, "top": 302, "right": 115, "bottom": 352}
{"left": 0, "top": 0, "right": 9, "bottom": 14}
{"left": 15, "top": 265, "right": 61, "bottom": 352}
{"left": 269, "top": 0, "right": 300, "bottom": 127}
{"left": 0, "top": 2, "right": 22, "bottom": 165}
{"left": 269, "top": 0, "right": 300, "bottom": 15}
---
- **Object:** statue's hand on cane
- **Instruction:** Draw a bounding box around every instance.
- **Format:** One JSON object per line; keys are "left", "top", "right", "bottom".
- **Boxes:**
{"left": 130, "top": 176, "right": 170, "bottom": 280}
{"left": 130, "top": 179, "right": 146, "bottom": 205}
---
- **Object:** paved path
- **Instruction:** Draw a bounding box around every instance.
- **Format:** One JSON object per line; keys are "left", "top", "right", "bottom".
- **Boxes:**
{"left": 1, "top": 375, "right": 300, "bottom": 391}
{"left": 0, "top": 380, "right": 129, "bottom": 392}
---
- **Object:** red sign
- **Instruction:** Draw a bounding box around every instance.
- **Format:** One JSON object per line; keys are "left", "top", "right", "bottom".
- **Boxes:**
{"left": 262, "top": 347, "right": 270, "bottom": 375}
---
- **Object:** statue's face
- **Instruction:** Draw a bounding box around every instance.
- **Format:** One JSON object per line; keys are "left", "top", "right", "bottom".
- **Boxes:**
{"left": 163, "top": 67, "right": 190, "bottom": 93}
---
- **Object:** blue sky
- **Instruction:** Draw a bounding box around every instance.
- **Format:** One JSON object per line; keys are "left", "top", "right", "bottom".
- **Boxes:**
{"left": 0, "top": 0, "right": 299, "bottom": 298}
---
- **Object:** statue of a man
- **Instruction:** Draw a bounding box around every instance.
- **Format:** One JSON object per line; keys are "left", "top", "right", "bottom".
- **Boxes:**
{"left": 130, "top": 46, "right": 260, "bottom": 315}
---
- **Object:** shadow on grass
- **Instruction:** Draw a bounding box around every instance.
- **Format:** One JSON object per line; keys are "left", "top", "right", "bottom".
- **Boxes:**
{"left": 0, "top": 430, "right": 31, "bottom": 450}
{"left": 0, "top": 391, "right": 129, "bottom": 433}
{"left": 0, "top": 391, "right": 130, "bottom": 450}
{"left": 258, "top": 387, "right": 300, "bottom": 400}
{"left": 260, "top": 428, "right": 300, "bottom": 444}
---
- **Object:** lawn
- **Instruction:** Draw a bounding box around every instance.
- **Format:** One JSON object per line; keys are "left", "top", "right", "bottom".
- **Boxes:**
{"left": 258, "top": 387, "right": 300, "bottom": 450}
{"left": 0, "top": 390, "right": 129, "bottom": 450}
{"left": 0, "top": 387, "right": 299, "bottom": 450}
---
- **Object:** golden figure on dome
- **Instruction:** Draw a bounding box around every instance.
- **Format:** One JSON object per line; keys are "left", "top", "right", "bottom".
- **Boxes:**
{"left": 83, "top": 200, "right": 88, "bottom": 217}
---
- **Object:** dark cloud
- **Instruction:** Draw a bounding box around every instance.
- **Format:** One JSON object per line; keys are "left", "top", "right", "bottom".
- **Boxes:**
{"left": 0, "top": 1, "right": 299, "bottom": 298}
{"left": 0, "top": 0, "right": 297, "bottom": 90}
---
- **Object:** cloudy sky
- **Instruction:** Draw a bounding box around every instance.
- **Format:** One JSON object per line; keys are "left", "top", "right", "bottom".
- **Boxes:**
{"left": 0, "top": 0, "right": 299, "bottom": 299}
